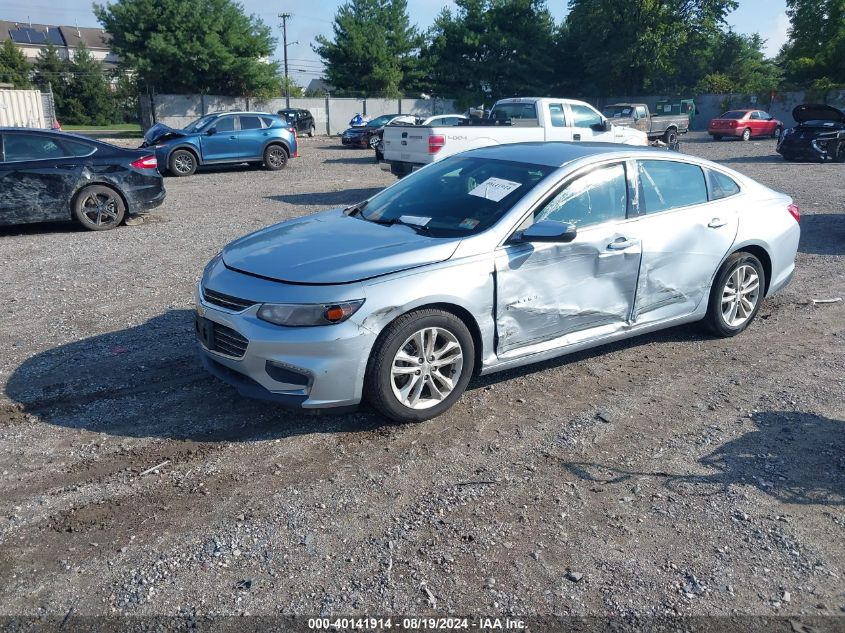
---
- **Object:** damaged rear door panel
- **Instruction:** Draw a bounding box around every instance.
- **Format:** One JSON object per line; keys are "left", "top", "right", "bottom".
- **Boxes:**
{"left": 626, "top": 159, "right": 739, "bottom": 324}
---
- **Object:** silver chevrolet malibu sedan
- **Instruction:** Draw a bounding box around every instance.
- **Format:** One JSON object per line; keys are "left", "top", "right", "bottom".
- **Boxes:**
{"left": 196, "top": 142, "right": 800, "bottom": 422}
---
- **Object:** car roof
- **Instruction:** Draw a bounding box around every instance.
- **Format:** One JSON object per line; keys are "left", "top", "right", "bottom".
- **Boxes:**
{"left": 461, "top": 141, "right": 688, "bottom": 167}
{"left": 0, "top": 127, "right": 99, "bottom": 142}
{"left": 208, "top": 111, "right": 278, "bottom": 117}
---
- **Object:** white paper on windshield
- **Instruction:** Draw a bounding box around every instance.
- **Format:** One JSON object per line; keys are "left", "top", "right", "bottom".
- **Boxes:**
{"left": 468, "top": 178, "right": 522, "bottom": 202}
{"left": 398, "top": 215, "right": 431, "bottom": 226}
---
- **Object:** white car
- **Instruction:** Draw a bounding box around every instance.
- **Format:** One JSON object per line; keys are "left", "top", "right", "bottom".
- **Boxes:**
{"left": 420, "top": 114, "right": 468, "bottom": 126}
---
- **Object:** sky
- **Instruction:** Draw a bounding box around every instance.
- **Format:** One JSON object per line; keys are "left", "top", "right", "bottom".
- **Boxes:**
{"left": 3, "top": 0, "right": 790, "bottom": 87}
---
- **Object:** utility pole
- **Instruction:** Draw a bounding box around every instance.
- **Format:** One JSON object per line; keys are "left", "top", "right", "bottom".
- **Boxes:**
{"left": 279, "top": 13, "right": 292, "bottom": 108}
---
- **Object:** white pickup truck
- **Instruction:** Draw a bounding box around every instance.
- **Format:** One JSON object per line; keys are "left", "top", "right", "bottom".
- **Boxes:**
{"left": 381, "top": 97, "right": 649, "bottom": 177}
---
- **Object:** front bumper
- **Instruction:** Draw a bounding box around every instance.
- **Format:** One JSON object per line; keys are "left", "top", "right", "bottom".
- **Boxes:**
{"left": 342, "top": 135, "right": 367, "bottom": 147}
{"left": 194, "top": 280, "right": 375, "bottom": 409}
{"left": 777, "top": 136, "right": 833, "bottom": 161}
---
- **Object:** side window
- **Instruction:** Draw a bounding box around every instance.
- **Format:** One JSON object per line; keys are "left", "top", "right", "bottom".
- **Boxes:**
{"left": 569, "top": 104, "right": 603, "bottom": 128}
{"left": 260, "top": 116, "right": 275, "bottom": 128}
{"left": 61, "top": 139, "right": 96, "bottom": 157}
{"left": 214, "top": 116, "right": 235, "bottom": 133}
{"left": 3, "top": 134, "right": 67, "bottom": 161}
{"left": 707, "top": 169, "right": 741, "bottom": 200}
{"left": 749, "top": 111, "right": 760, "bottom": 120}
{"left": 638, "top": 160, "right": 708, "bottom": 213}
{"left": 635, "top": 106, "right": 647, "bottom": 119}
{"left": 534, "top": 163, "right": 628, "bottom": 228}
{"left": 548, "top": 103, "right": 567, "bottom": 127}
{"left": 239, "top": 115, "right": 262, "bottom": 130}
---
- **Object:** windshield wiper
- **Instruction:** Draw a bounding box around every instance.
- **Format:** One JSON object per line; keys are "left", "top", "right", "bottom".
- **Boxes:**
{"left": 343, "top": 200, "right": 369, "bottom": 216}
{"left": 380, "top": 217, "right": 434, "bottom": 234}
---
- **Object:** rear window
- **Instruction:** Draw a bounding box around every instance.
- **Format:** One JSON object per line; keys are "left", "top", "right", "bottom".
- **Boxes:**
{"left": 490, "top": 103, "right": 537, "bottom": 121}
{"left": 638, "top": 160, "right": 708, "bottom": 213}
{"left": 707, "top": 169, "right": 741, "bottom": 200}
{"left": 360, "top": 156, "right": 554, "bottom": 237}
{"left": 719, "top": 111, "right": 748, "bottom": 119}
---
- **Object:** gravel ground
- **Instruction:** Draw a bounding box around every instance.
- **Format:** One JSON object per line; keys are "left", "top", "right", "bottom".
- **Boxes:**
{"left": 0, "top": 133, "right": 843, "bottom": 623}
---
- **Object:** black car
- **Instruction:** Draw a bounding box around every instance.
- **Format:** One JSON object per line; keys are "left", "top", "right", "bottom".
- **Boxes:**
{"left": 0, "top": 128, "right": 165, "bottom": 231}
{"left": 777, "top": 104, "right": 845, "bottom": 162}
{"left": 341, "top": 114, "right": 405, "bottom": 149}
{"left": 278, "top": 108, "right": 316, "bottom": 137}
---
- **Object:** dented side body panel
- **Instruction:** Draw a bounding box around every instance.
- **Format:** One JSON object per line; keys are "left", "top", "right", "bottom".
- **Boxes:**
{"left": 195, "top": 143, "right": 800, "bottom": 409}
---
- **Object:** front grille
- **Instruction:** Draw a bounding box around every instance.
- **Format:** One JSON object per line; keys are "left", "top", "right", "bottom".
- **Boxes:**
{"left": 210, "top": 323, "right": 249, "bottom": 358}
{"left": 202, "top": 287, "right": 256, "bottom": 312}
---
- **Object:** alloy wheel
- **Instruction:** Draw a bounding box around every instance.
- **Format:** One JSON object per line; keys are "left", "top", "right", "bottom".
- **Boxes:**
{"left": 267, "top": 147, "right": 286, "bottom": 168}
{"left": 390, "top": 327, "right": 464, "bottom": 410}
{"left": 174, "top": 153, "right": 194, "bottom": 174}
{"left": 721, "top": 264, "right": 760, "bottom": 327}
{"left": 80, "top": 192, "right": 120, "bottom": 227}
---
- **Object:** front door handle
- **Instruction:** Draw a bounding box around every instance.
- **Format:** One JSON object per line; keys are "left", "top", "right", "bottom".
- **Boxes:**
{"left": 573, "top": 133, "right": 581, "bottom": 141}
{"left": 708, "top": 218, "right": 728, "bottom": 228}
{"left": 55, "top": 163, "right": 77, "bottom": 169}
{"left": 229, "top": 135, "right": 237, "bottom": 139}
{"left": 607, "top": 238, "right": 636, "bottom": 250}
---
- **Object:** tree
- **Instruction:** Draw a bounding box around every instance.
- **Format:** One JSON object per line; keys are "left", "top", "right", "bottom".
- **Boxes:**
{"left": 280, "top": 75, "right": 304, "bottom": 98}
{"left": 558, "top": 0, "right": 739, "bottom": 96}
{"left": 314, "top": 0, "right": 422, "bottom": 97}
{"left": 426, "top": 0, "right": 556, "bottom": 106}
{"left": 780, "top": 0, "right": 845, "bottom": 87}
{"left": 0, "top": 39, "right": 31, "bottom": 88}
{"left": 32, "top": 45, "right": 71, "bottom": 113}
{"left": 94, "top": 0, "right": 280, "bottom": 97}
{"left": 62, "top": 44, "right": 115, "bottom": 125}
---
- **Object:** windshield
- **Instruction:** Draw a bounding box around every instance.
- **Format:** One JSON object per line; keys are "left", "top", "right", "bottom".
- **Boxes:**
{"left": 602, "top": 106, "right": 633, "bottom": 118}
{"left": 366, "top": 115, "right": 395, "bottom": 128}
{"left": 718, "top": 111, "right": 748, "bottom": 120}
{"left": 183, "top": 115, "right": 216, "bottom": 132}
{"left": 360, "top": 156, "right": 554, "bottom": 237}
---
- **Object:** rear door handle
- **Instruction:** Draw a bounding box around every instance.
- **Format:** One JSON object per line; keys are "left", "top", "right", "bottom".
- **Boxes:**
{"left": 607, "top": 238, "right": 636, "bottom": 250}
{"left": 708, "top": 218, "right": 728, "bottom": 228}
{"left": 573, "top": 133, "right": 581, "bottom": 141}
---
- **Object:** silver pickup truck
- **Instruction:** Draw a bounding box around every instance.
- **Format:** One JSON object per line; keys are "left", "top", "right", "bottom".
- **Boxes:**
{"left": 601, "top": 103, "right": 689, "bottom": 145}
{"left": 381, "top": 97, "right": 648, "bottom": 177}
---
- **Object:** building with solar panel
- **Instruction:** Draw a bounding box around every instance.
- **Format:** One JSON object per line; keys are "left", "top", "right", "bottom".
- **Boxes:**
{"left": 0, "top": 20, "right": 118, "bottom": 67}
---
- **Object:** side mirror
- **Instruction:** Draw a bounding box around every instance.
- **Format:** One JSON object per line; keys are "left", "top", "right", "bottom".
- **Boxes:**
{"left": 206, "top": 127, "right": 217, "bottom": 136}
{"left": 518, "top": 221, "right": 577, "bottom": 243}
{"left": 591, "top": 119, "right": 610, "bottom": 132}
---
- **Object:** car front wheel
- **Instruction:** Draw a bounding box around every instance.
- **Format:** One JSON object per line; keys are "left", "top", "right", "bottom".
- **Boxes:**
{"left": 169, "top": 149, "right": 197, "bottom": 176}
{"left": 366, "top": 309, "right": 475, "bottom": 422}
{"left": 704, "top": 252, "right": 765, "bottom": 337}
{"left": 741, "top": 128, "right": 752, "bottom": 141}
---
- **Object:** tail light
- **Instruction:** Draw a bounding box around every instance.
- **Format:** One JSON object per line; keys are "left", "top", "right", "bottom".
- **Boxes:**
{"left": 131, "top": 155, "right": 158, "bottom": 169}
{"left": 729, "top": 120, "right": 738, "bottom": 128}
{"left": 428, "top": 135, "right": 446, "bottom": 154}
{"left": 787, "top": 203, "right": 800, "bottom": 223}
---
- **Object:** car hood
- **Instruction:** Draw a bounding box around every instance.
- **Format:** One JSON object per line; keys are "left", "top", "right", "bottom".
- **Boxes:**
{"left": 222, "top": 209, "right": 461, "bottom": 284}
{"left": 142, "top": 122, "right": 187, "bottom": 145}
{"left": 342, "top": 126, "right": 373, "bottom": 135}
{"left": 792, "top": 104, "right": 845, "bottom": 125}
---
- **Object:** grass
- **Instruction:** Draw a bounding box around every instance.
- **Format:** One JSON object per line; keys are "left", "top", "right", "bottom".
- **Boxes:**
{"left": 63, "top": 123, "right": 143, "bottom": 131}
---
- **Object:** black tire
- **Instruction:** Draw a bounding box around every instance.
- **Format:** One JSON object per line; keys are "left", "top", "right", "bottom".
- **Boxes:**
{"left": 168, "top": 149, "right": 197, "bottom": 177}
{"left": 263, "top": 144, "right": 288, "bottom": 170}
{"left": 741, "top": 127, "right": 752, "bottom": 141}
{"left": 73, "top": 184, "right": 126, "bottom": 231}
{"left": 834, "top": 141, "right": 845, "bottom": 163}
{"left": 365, "top": 309, "right": 475, "bottom": 422}
{"left": 772, "top": 125, "right": 782, "bottom": 140}
{"left": 712, "top": 135, "right": 722, "bottom": 141}
{"left": 309, "top": 125, "right": 316, "bottom": 138}
{"left": 663, "top": 128, "right": 678, "bottom": 146}
{"left": 703, "top": 252, "right": 766, "bottom": 337}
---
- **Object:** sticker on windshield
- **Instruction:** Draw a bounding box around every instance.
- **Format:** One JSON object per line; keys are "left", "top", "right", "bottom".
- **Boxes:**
{"left": 458, "top": 218, "right": 480, "bottom": 230}
{"left": 468, "top": 177, "right": 522, "bottom": 202}
{"left": 398, "top": 215, "right": 431, "bottom": 227}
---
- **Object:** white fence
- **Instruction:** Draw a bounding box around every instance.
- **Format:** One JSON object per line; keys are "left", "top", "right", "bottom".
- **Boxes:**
{"left": 0, "top": 89, "right": 47, "bottom": 128}
{"left": 141, "top": 95, "right": 458, "bottom": 135}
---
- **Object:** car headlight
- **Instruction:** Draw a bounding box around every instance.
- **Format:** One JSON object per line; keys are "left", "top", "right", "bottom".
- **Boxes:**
{"left": 782, "top": 128, "right": 794, "bottom": 137}
{"left": 257, "top": 300, "right": 365, "bottom": 326}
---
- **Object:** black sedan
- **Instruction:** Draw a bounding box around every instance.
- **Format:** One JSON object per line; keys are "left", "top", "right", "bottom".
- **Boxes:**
{"left": 341, "top": 114, "right": 404, "bottom": 149}
{"left": 0, "top": 128, "right": 165, "bottom": 231}
{"left": 777, "top": 104, "right": 845, "bottom": 162}
{"left": 278, "top": 108, "right": 316, "bottom": 137}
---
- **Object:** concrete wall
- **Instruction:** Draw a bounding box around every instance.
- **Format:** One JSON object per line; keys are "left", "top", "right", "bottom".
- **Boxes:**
{"left": 0, "top": 89, "right": 46, "bottom": 128}
{"left": 144, "top": 94, "right": 458, "bottom": 135}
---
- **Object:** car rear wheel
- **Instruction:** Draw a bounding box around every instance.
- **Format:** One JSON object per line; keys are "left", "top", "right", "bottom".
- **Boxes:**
{"left": 741, "top": 128, "right": 752, "bottom": 141}
{"left": 663, "top": 128, "right": 678, "bottom": 146}
{"left": 772, "top": 126, "right": 782, "bottom": 140}
{"left": 834, "top": 141, "right": 845, "bottom": 163}
{"left": 704, "top": 252, "right": 765, "bottom": 337}
{"left": 73, "top": 185, "right": 126, "bottom": 231}
{"left": 263, "top": 144, "right": 288, "bottom": 170}
{"left": 366, "top": 309, "right": 474, "bottom": 422}
{"left": 169, "top": 149, "right": 197, "bottom": 177}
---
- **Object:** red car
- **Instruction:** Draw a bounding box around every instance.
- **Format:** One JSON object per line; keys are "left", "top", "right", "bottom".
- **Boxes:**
{"left": 708, "top": 109, "right": 783, "bottom": 141}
